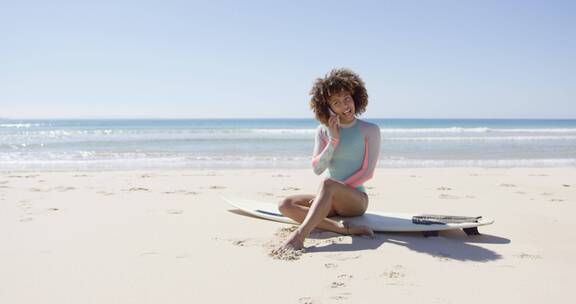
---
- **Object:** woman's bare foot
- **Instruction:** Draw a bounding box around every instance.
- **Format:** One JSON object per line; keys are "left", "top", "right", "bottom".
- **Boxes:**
{"left": 274, "top": 229, "right": 306, "bottom": 253}
{"left": 343, "top": 221, "right": 375, "bottom": 237}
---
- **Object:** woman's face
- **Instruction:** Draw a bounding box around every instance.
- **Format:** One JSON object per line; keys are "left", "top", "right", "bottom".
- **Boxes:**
{"left": 327, "top": 91, "right": 356, "bottom": 124}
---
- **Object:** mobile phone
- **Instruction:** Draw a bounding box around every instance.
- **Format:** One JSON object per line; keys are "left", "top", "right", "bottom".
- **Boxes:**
{"left": 328, "top": 109, "right": 340, "bottom": 125}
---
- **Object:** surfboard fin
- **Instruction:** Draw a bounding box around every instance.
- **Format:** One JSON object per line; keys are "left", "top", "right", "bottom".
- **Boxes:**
{"left": 463, "top": 227, "right": 481, "bottom": 236}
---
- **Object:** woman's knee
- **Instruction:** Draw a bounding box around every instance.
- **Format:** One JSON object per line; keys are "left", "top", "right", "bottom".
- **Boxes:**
{"left": 321, "top": 178, "right": 338, "bottom": 194}
{"left": 278, "top": 197, "right": 294, "bottom": 213}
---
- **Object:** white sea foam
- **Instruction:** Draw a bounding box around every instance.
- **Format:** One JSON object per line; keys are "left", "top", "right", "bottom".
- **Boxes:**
{"left": 5, "top": 127, "right": 576, "bottom": 145}
{"left": 385, "top": 136, "right": 576, "bottom": 141}
{"left": 250, "top": 128, "right": 315, "bottom": 134}
{"left": 232, "top": 127, "right": 576, "bottom": 135}
{"left": 0, "top": 123, "right": 44, "bottom": 128}
{"left": 1, "top": 152, "right": 575, "bottom": 171}
{"left": 378, "top": 158, "right": 576, "bottom": 168}
{"left": 379, "top": 127, "right": 576, "bottom": 134}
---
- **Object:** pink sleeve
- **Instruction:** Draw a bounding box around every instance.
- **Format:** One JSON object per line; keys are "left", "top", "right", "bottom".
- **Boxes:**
{"left": 343, "top": 124, "right": 381, "bottom": 187}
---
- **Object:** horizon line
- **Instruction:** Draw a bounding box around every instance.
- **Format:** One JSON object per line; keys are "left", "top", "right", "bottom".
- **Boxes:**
{"left": 2, "top": 116, "right": 576, "bottom": 120}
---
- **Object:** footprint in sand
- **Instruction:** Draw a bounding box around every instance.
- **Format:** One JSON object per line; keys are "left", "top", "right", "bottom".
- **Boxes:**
{"left": 330, "top": 273, "right": 353, "bottom": 292}
{"left": 163, "top": 190, "right": 199, "bottom": 195}
{"left": 258, "top": 192, "right": 274, "bottom": 197}
{"left": 324, "top": 263, "right": 339, "bottom": 269}
{"left": 225, "top": 237, "right": 264, "bottom": 248}
{"left": 166, "top": 209, "right": 184, "bottom": 215}
{"left": 19, "top": 217, "right": 34, "bottom": 222}
{"left": 208, "top": 185, "right": 226, "bottom": 189}
{"left": 540, "top": 192, "right": 553, "bottom": 196}
{"left": 326, "top": 253, "right": 361, "bottom": 261}
{"left": 562, "top": 184, "right": 571, "bottom": 187}
{"left": 9, "top": 174, "right": 38, "bottom": 178}
{"left": 298, "top": 297, "right": 318, "bottom": 304}
{"left": 465, "top": 195, "right": 476, "bottom": 199}
{"left": 330, "top": 281, "right": 346, "bottom": 289}
{"left": 272, "top": 174, "right": 289, "bottom": 178}
{"left": 281, "top": 186, "right": 301, "bottom": 191}
{"left": 97, "top": 191, "right": 115, "bottom": 196}
{"left": 73, "top": 174, "right": 90, "bottom": 177}
{"left": 550, "top": 198, "right": 564, "bottom": 202}
{"left": 437, "top": 186, "right": 452, "bottom": 191}
{"left": 54, "top": 186, "right": 75, "bottom": 192}
{"left": 514, "top": 253, "right": 542, "bottom": 260}
{"left": 515, "top": 191, "right": 527, "bottom": 195}
{"left": 195, "top": 172, "right": 219, "bottom": 176}
{"left": 18, "top": 200, "right": 32, "bottom": 209}
{"left": 231, "top": 239, "right": 249, "bottom": 247}
{"left": 499, "top": 183, "right": 516, "bottom": 187}
{"left": 380, "top": 269, "right": 406, "bottom": 279}
{"left": 330, "top": 293, "right": 351, "bottom": 301}
{"left": 25, "top": 208, "right": 61, "bottom": 216}
{"left": 380, "top": 265, "right": 407, "bottom": 280}
{"left": 124, "top": 187, "right": 150, "bottom": 192}
{"left": 438, "top": 194, "right": 459, "bottom": 199}
{"left": 434, "top": 252, "right": 452, "bottom": 262}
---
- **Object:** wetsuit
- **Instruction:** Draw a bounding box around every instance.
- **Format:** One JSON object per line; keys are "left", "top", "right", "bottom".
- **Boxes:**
{"left": 311, "top": 118, "right": 381, "bottom": 193}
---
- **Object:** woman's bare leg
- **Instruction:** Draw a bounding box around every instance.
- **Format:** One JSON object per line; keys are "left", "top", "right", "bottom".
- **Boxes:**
{"left": 278, "top": 194, "right": 346, "bottom": 234}
{"left": 276, "top": 179, "right": 373, "bottom": 251}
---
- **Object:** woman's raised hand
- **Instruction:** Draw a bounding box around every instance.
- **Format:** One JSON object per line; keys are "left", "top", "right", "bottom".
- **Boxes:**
{"left": 327, "top": 114, "right": 340, "bottom": 139}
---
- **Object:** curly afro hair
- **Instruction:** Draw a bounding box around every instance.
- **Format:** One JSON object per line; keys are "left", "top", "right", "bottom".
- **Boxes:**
{"left": 309, "top": 68, "right": 368, "bottom": 125}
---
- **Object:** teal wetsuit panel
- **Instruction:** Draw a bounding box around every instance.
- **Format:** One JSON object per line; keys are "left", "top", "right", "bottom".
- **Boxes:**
{"left": 326, "top": 121, "right": 366, "bottom": 192}
{"left": 311, "top": 119, "right": 381, "bottom": 194}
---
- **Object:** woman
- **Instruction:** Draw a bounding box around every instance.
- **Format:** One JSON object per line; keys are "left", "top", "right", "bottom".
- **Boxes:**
{"left": 276, "top": 68, "right": 381, "bottom": 251}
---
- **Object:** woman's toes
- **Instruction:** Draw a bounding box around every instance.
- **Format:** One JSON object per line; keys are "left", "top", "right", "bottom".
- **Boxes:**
{"left": 363, "top": 227, "right": 375, "bottom": 238}
{"left": 348, "top": 224, "right": 374, "bottom": 237}
{"left": 278, "top": 235, "right": 305, "bottom": 251}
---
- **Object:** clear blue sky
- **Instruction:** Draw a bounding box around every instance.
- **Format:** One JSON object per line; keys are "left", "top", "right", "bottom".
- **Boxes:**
{"left": 1, "top": 0, "right": 575, "bottom": 119}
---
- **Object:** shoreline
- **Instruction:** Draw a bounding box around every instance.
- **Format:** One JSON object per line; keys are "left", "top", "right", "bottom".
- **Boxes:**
{"left": 2, "top": 163, "right": 575, "bottom": 173}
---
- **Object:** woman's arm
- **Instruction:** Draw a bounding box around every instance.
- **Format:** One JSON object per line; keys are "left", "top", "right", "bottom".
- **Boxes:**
{"left": 311, "top": 126, "right": 339, "bottom": 175}
{"left": 343, "top": 124, "right": 381, "bottom": 187}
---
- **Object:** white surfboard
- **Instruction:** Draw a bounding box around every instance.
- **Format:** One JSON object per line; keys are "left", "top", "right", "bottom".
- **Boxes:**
{"left": 223, "top": 196, "right": 494, "bottom": 236}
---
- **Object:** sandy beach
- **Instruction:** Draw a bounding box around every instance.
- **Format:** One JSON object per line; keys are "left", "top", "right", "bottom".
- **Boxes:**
{"left": 1, "top": 167, "right": 575, "bottom": 303}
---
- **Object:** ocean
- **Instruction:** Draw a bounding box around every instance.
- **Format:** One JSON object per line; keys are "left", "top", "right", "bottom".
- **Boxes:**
{"left": 1, "top": 118, "right": 575, "bottom": 171}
